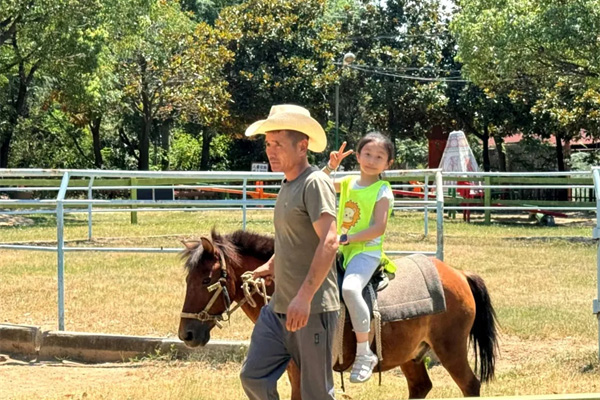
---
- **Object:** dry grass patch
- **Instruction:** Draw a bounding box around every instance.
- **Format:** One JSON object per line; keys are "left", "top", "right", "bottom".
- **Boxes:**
{"left": 2, "top": 210, "right": 600, "bottom": 397}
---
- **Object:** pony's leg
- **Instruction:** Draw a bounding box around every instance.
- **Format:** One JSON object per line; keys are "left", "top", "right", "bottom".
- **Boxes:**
{"left": 287, "top": 360, "right": 302, "bottom": 400}
{"left": 400, "top": 360, "right": 432, "bottom": 399}
{"left": 433, "top": 342, "right": 480, "bottom": 397}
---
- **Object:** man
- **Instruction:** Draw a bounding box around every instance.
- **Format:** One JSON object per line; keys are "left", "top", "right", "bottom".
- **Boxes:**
{"left": 240, "top": 105, "right": 340, "bottom": 400}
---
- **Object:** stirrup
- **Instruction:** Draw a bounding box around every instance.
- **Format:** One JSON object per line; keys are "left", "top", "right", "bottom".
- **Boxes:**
{"left": 376, "top": 273, "right": 389, "bottom": 292}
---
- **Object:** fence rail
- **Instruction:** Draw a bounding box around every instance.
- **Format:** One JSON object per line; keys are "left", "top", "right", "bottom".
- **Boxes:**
{"left": 1, "top": 167, "right": 598, "bottom": 352}
{"left": 0, "top": 168, "right": 446, "bottom": 330}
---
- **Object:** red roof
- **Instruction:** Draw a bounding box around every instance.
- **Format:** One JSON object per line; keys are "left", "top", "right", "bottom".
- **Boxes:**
{"left": 485, "top": 131, "right": 597, "bottom": 147}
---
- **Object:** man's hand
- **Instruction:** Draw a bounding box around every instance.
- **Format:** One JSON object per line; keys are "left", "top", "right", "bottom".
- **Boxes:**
{"left": 252, "top": 262, "right": 274, "bottom": 285}
{"left": 285, "top": 294, "right": 311, "bottom": 332}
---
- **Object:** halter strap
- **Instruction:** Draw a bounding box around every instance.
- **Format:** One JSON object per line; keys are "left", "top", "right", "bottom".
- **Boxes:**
{"left": 180, "top": 251, "right": 231, "bottom": 328}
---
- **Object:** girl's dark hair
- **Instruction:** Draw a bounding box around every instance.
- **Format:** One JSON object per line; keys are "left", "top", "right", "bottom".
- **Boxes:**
{"left": 356, "top": 131, "right": 394, "bottom": 163}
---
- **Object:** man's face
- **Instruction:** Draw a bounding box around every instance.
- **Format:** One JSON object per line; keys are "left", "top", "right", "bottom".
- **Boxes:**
{"left": 265, "top": 131, "right": 306, "bottom": 173}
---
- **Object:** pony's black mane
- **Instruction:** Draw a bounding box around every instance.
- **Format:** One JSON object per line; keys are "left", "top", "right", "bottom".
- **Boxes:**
{"left": 182, "top": 229, "right": 274, "bottom": 272}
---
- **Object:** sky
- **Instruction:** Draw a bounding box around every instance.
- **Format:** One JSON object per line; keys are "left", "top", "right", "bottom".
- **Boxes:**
{"left": 440, "top": 0, "right": 456, "bottom": 15}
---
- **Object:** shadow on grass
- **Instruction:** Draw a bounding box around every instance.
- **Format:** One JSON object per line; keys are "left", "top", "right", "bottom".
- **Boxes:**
{"left": 0, "top": 214, "right": 89, "bottom": 230}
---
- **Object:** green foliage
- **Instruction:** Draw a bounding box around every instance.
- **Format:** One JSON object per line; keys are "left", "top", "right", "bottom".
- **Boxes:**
{"left": 335, "top": 0, "right": 450, "bottom": 152}
{"left": 453, "top": 0, "right": 600, "bottom": 85}
{"left": 113, "top": 0, "right": 232, "bottom": 169}
{"left": 9, "top": 108, "right": 95, "bottom": 169}
{"left": 452, "top": 0, "right": 600, "bottom": 170}
{"left": 209, "top": 134, "right": 235, "bottom": 171}
{"left": 180, "top": 0, "right": 243, "bottom": 24}
{"left": 216, "top": 0, "right": 342, "bottom": 134}
{"left": 169, "top": 129, "right": 202, "bottom": 171}
{"left": 0, "top": 0, "right": 106, "bottom": 167}
{"left": 3, "top": 0, "right": 598, "bottom": 172}
{"left": 395, "top": 138, "right": 428, "bottom": 169}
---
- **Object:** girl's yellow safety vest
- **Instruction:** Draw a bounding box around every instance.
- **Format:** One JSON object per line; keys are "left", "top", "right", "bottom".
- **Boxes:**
{"left": 337, "top": 176, "right": 397, "bottom": 273}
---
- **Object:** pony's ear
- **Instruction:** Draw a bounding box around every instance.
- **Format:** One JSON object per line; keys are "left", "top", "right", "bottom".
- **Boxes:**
{"left": 200, "top": 237, "right": 215, "bottom": 254}
{"left": 182, "top": 240, "right": 200, "bottom": 251}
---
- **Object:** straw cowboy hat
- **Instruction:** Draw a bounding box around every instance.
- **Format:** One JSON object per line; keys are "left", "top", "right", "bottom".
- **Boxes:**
{"left": 245, "top": 104, "right": 327, "bottom": 152}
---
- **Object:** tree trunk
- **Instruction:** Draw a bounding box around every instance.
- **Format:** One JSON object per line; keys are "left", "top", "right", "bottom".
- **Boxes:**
{"left": 139, "top": 117, "right": 151, "bottom": 170}
{"left": 482, "top": 124, "right": 490, "bottom": 172}
{"left": 89, "top": 115, "right": 103, "bottom": 168}
{"left": 200, "top": 128, "right": 212, "bottom": 170}
{"left": 555, "top": 133, "right": 565, "bottom": 171}
{"left": 386, "top": 87, "right": 398, "bottom": 155}
{"left": 138, "top": 55, "right": 151, "bottom": 171}
{"left": 160, "top": 119, "right": 171, "bottom": 170}
{"left": 555, "top": 133, "right": 568, "bottom": 200}
{"left": 493, "top": 136, "right": 507, "bottom": 171}
{"left": 0, "top": 59, "right": 35, "bottom": 168}
{"left": 0, "top": 137, "right": 11, "bottom": 168}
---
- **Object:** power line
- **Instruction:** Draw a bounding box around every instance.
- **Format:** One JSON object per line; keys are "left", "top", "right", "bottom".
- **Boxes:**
{"left": 349, "top": 33, "right": 452, "bottom": 40}
{"left": 347, "top": 64, "right": 471, "bottom": 83}
{"left": 333, "top": 62, "right": 461, "bottom": 76}
{"left": 349, "top": 62, "right": 463, "bottom": 74}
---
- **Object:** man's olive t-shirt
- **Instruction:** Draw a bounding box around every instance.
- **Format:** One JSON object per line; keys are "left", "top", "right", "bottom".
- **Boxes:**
{"left": 270, "top": 166, "right": 340, "bottom": 314}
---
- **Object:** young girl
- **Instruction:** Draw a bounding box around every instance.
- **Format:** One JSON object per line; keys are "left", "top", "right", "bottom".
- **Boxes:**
{"left": 322, "top": 132, "right": 396, "bottom": 384}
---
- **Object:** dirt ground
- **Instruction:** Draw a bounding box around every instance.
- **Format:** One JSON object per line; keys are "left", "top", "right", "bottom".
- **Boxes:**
{"left": 1, "top": 335, "right": 598, "bottom": 400}
{"left": 0, "top": 359, "right": 140, "bottom": 399}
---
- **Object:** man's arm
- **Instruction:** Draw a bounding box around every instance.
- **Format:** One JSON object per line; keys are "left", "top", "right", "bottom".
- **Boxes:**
{"left": 285, "top": 212, "right": 338, "bottom": 332}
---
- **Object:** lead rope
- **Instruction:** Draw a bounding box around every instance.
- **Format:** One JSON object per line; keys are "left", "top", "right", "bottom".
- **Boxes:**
{"left": 240, "top": 271, "right": 270, "bottom": 307}
{"left": 221, "top": 272, "right": 271, "bottom": 319}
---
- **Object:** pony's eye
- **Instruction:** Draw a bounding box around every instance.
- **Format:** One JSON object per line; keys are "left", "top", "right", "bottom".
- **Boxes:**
{"left": 202, "top": 277, "right": 212, "bottom": 285}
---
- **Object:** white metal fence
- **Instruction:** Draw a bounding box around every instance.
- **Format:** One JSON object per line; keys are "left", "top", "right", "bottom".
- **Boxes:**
{"left": 0, "top": 168, "right": 445, "bottom": 330}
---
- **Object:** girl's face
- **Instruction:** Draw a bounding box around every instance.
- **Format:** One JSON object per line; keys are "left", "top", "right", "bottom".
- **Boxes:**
{"left": 356, "top": 140, "right": 392, "bottom": 176}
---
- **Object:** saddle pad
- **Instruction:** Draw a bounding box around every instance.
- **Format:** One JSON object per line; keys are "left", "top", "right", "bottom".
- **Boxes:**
{"left": 377, "top": 254, "right": 446, "bottom": 322}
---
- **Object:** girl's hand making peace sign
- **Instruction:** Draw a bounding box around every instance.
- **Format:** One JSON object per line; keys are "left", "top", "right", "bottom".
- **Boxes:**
{"left": 328, "top": 141, "right": 354, "bottom": 170}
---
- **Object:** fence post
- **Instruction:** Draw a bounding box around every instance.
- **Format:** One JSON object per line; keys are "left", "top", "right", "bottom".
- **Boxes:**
{"left": 435, "top": 171, "right": 444, "bottom": 261}
{"left": 130, "top": 178, "right": 138, "bottom": 225}
{"left": 56, "top": 172, "right": 70, "bottom": 331}
{"left": 484, "top": 176, "right": 491, "bottom": 224}
{"left": 242, "top": 178, "right": 247, "bottom": 230}
{"left": 87, "top": 176, "right": 95, "bottom": 241}
{"left": 592, "top": 168, "right": 600, "bottom": 361}
{"left": 424, "top": 175, "right": 429, "bottom": 237}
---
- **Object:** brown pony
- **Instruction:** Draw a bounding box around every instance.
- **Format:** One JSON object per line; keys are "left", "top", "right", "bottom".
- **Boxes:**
{"left": 178, "top": 229, "right": 498, "bottom": 399}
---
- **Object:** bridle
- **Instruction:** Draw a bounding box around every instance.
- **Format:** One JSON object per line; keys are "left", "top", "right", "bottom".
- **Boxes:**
{"left": 180, "top": 251, "right": 233, "bottom": 328}
{"left": 180, "top": 249, "right": 270, "bottom": 329}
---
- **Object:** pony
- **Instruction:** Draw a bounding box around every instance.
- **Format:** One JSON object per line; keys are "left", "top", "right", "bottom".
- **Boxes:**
{"left": 178, "top": 229, "right": 498, "bottom": 399}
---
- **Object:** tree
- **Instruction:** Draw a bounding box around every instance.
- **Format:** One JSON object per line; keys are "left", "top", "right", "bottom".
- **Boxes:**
{"left": 180, "top": 0, "right": 244, "bottom": 24}
{"left": 333, "top": 0, "right": 450, "bottom": 163}
{"left": 114, "top": 0, "right": 232, "bottom": 170}
{"left": 452, "top": 0, "right": 600, "bottom": 84}
{"left": 529, "top": 79, "right": 600, "bottom": 171}
{"left": 0, "top": 0, "right": 103, "bottom": 168}
{"left": 452, "top": 0, "right": 600, "bottom": 171}
{"left": 46, "top": 0, "right": 153, "bottom": 169}
{"left": 214, "top": 0, "right": 342, "bottom": 166}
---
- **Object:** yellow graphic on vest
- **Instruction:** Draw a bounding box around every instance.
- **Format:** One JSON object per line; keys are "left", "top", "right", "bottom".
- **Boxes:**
{"left": 341, "top": 200, "right": 360, "bottom": 234}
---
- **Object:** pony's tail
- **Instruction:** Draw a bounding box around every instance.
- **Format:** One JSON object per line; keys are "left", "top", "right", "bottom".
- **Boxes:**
{"left": 465, "top": 272, "right": 499, "bottom": 383}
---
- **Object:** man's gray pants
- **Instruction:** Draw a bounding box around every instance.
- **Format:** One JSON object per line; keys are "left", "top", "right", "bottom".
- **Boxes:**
{"left": 240, "top": 305, "right": 338, "bottom": 400}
